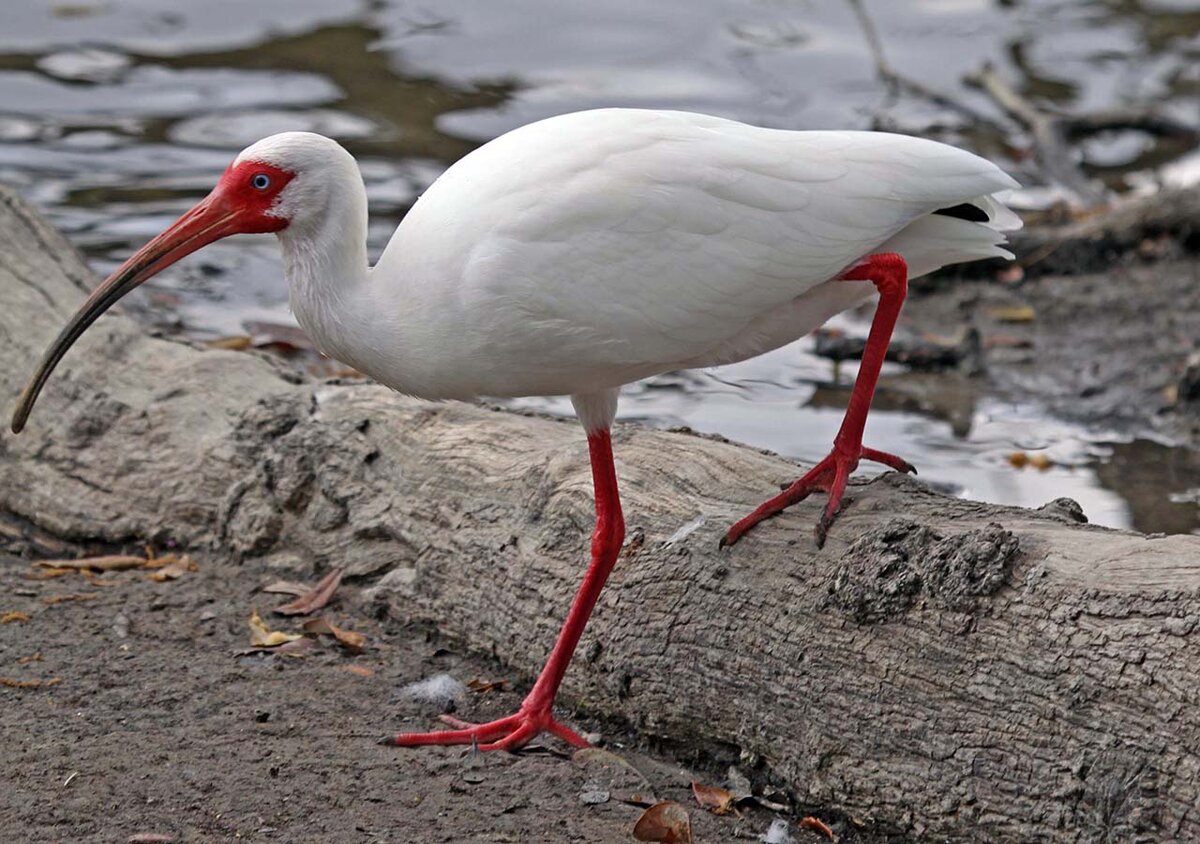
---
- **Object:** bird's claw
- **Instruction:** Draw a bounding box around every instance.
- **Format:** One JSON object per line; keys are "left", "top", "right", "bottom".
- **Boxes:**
{"left": 382, "top": 706, "right": 588, "bottom": 753}
{"left": 722, "top": 444, "right": 915, "bottom": 549}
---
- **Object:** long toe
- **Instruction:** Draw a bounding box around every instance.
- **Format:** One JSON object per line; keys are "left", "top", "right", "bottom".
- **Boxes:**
{"left": 724, "top": 443, "right": 912, "bottom": 547}
{"left": 384, "top": 708, "right": 585, "bottom": 753}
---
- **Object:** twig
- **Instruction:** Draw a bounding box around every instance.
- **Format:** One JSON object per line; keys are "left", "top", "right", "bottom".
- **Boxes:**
{"left": 965, "top": 63, "right": 1107, "bottom": 208}
{"left": 845, "top": 0, "right": 1001, "bottom": 129}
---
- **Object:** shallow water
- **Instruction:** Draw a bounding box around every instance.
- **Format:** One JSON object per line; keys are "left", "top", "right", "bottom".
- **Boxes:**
{"left": 3, "top": 0, "right": 1199, "bottom": 533}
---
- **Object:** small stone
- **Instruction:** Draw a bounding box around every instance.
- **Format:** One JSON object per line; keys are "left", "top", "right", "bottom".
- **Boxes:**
{"left": 579, "top": 784, "right": 610, "bottom": 805}
{"left": 254, "top": 709, "right": 271, "bottom": 723}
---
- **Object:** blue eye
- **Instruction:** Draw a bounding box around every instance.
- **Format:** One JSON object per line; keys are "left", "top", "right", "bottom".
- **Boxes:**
{"left": 251, "top": 173, "right": 271, "bottom": 190}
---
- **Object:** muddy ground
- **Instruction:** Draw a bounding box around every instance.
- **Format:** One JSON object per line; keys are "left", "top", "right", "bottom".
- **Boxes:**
{"left": 0, "top": 552, "right": 893, "bottom": 844}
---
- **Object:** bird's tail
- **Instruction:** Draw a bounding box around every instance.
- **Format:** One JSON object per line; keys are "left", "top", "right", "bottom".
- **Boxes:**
{"left": 877, "top": 192, "right": 1022, "bottom": 279}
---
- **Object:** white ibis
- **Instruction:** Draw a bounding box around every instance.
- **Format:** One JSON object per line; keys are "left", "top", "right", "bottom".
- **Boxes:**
{"left": 10, "top": 108, "right": 1020, "bottom": 751}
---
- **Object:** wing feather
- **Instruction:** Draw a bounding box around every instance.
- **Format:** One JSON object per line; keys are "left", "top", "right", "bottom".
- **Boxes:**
{"left": 384, "top": 109, "right": 1018, "bottom": 394}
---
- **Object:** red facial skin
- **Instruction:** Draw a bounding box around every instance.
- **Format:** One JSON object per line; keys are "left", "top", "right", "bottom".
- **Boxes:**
{"left": 214, "top": 160, "right": 296, "bottom": 233}
{"left": 10, "top": 158, "right": 297, "bottom": 434}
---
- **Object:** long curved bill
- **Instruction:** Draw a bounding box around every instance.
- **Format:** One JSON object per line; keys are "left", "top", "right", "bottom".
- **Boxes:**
{"left": 10, "top": 194, "right": 242, "bottom": 434}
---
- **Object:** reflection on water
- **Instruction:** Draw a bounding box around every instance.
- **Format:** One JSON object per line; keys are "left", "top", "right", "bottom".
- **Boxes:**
{"left": 1, "top": 0, "right": 1198, "bottom": 532}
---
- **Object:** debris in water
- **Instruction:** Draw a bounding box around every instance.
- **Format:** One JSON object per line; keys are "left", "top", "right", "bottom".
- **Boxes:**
{"left": 987, "top": 304, "right": 1037, "bottom": 323}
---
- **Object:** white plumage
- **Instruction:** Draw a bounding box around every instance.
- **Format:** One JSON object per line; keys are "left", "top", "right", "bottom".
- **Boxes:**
{"left": 249, "top": 109, "right": 1019, "bottom": 411}
{"left": 13, "top": 107, "right": 1023, "bottom": 752}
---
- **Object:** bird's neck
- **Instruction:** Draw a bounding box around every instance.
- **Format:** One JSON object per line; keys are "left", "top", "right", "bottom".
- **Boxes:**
{"left": 278, "top": 185, "right": 373, "bottom": 370}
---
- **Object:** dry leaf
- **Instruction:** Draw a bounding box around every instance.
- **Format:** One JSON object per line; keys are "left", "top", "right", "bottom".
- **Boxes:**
{"left": 147, "top": 556, "right": 197, "bottom": 582}
{"left": 274, "top": 568, "right": 343, "bottom": 616}
{"left": 633, "top": 801, "right": 692, "bottom": 844}
{"left": 987, "top": 304, "right": 1036, "bottom": 323}
{"left": 1, "top": 611, "right": 31, "bottom": 624}
{"left": 41, "top": 593, "right": 97, "bottom": 605}
{"left": 343, "top": 664, "right": 374, "bottom": 678}
{"left": 1, "top": 676, "right": 61, "bottom": 689}
{"left": 31, "top": 566, "right": 74, "bottom": 581}
{"left": 37, "top": 554, "right": 146, "bottom": 572}
{"left": 1028, "top": 453, "right": 1054, "bottom": 471}
{"left": 301, "top": 616, "right": 366, "bottom": 652}
{"left": 205, "top": 335, "right": 252, "bottom": 351}
{"left": 800, "top": 816, "right": 835, "bottom": 841}
{"left": 467, "top": 678, "right": 508, "bottom": 694}
{"left": 260, "top": 579, "right": 313, "bottom": 597}
{"left": 690, "top": 781, "right": 736, "bottom": 815}
{"left": 248, "top": 608, "right": 303, "bottom": 648}
{"left": 17, "top": 653, "right": 43, "bottom": 664}
{"left": 1008, "top": 451, "right": 1054, "bottom": 471}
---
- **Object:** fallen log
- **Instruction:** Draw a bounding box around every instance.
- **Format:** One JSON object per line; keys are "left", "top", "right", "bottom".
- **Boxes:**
{"left": 2, "top": 185, "right": 1198, "bottom": 843}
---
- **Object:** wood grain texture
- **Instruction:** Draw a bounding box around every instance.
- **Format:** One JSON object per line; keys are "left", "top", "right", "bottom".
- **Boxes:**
{"left": 2, "top": 185, "right": 1198, "bottom": 843}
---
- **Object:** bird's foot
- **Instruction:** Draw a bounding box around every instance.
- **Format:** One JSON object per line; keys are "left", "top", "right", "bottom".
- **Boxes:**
{"left": 382, "top": 705, "right": 588, "bottom": 752}
{"left": 721, "top": 444, "right": 915, "bottom": 549}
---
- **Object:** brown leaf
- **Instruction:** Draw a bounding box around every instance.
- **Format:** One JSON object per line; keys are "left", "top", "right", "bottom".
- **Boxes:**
{"left": 248, "top": 608, "right": 303, "bottom": 648}
{"left": 30, "top": 566, "right": 75, "bottom": 579}
{"left": 301, "top": 616, "right": 366, "bottom": 652}
{"left": 147, "top": 556, "right": 197, "bottom": 582}
{"left": 1, "top": 676, "right": 61, "bottom": 689}
{"left": 37, "top": 555, "right": 146, "bottom": 572}
{"left": 260, "top": 579, "right": 313, "bottom": 597}
{"left": 17, "top": 653, "right": 43, "bottom": 664}
{"left": 690, "top": 781, "right": 736, "bottom": 815}
{"left": 467, "top": 678, "right": 508, "bottom": 694}
{"left": 1, "top": 611, "right": 31, "bottom": 624}
{"left": 205, "top": 335, "right": 252, "bottom": 351}
{"left": 800, "top": 816, "right": 835, "bottom": 841}
{"left": 343, "top": 664, "right": 374, "bottom": 678}
{"left": 633, "top": 801, "right": 692, "bottom": 844}
{"left": 274, "top": 568, "right": 343, "bottom": 616}
{"left": 84, "top": 575, "right": 121, "bottom": 588}
{"left": 41, "top": 593, "right": 97, "bottom": 605}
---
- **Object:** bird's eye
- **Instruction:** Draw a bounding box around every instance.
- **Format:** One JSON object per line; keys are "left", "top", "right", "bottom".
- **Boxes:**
{"left": 250, "top": 173, "right": 271, "bottom": 190}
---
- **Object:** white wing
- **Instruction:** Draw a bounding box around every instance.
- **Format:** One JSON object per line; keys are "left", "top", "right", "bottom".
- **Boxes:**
{"left": 378, "top": 109, "right": 1017, "bottom": 397}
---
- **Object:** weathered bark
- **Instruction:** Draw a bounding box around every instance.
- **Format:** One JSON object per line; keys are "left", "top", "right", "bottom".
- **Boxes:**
{"left": 2, "top": 186, "right": 1198, "bottom": 843}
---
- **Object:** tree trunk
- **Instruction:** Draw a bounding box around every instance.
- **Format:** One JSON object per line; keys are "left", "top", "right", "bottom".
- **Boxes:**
{"left": 2, "top": 186, "right": 1197, "bottom": 843}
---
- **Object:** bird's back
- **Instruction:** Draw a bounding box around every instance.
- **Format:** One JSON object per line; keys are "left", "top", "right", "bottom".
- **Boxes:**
{"left": 370, "top": 109, "right": 1017, "bottom": 399}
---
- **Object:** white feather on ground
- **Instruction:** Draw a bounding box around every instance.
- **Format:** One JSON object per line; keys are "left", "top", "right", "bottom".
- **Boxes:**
{"left": 395, "top": 674, "right": 467, "bottom": 712}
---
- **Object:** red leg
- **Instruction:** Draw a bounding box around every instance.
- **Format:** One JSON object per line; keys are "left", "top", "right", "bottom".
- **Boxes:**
{"left": 722, "top": 253, "right": 915, "bottom": 549}
{"left": 384, "top": 429, "right": 625, "bottom": 752}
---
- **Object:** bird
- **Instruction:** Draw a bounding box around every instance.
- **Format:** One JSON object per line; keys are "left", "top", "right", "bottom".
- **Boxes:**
{"left": 10, "top": 108, "right": 1020, "bottom": 752}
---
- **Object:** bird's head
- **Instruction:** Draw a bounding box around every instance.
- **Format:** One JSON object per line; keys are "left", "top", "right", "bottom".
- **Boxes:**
{"left": 10, "top": 131, "right": 354, "bottom": 434}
